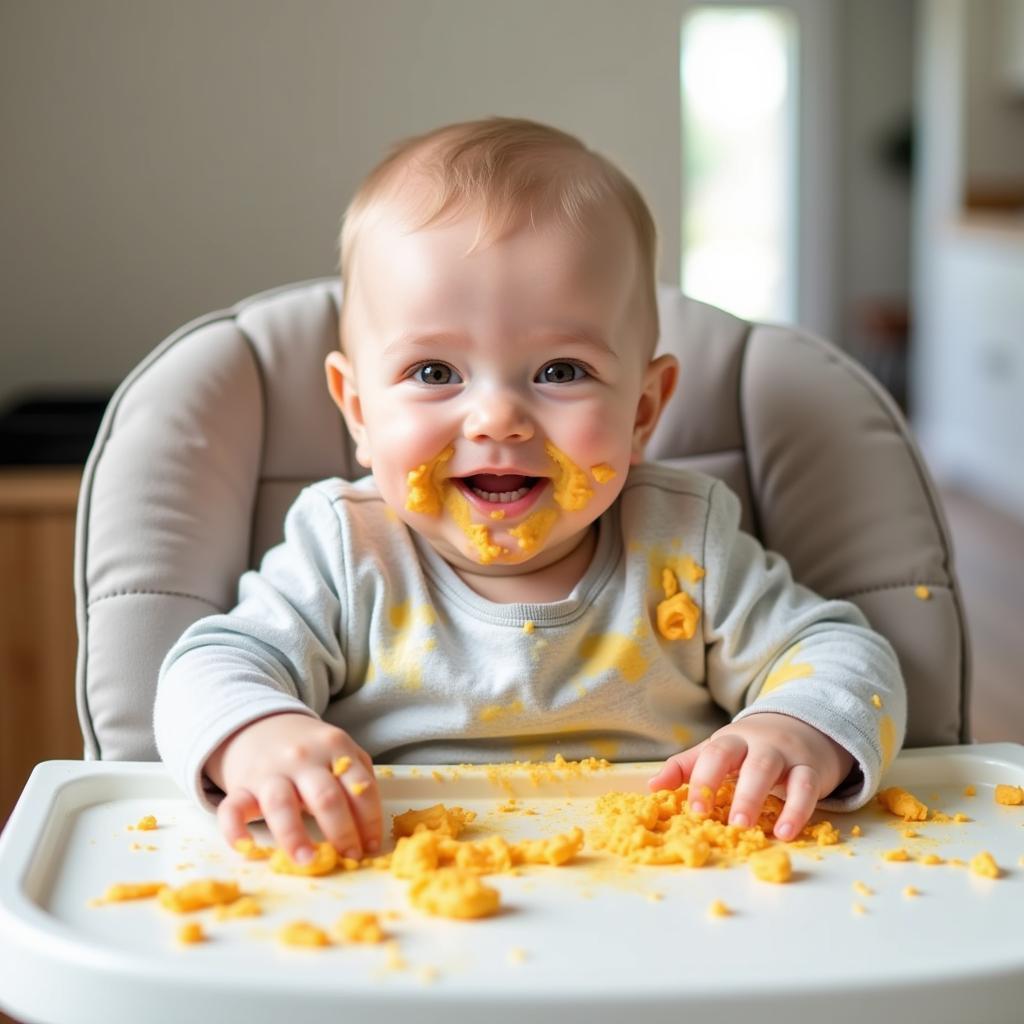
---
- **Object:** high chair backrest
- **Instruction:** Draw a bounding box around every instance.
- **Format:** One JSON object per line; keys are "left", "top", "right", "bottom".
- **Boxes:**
{"left": 75, "top": 278, "right": 971, "bottom": 760}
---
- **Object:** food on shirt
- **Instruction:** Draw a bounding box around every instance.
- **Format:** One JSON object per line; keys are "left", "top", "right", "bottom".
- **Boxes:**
{"left": 405, "top": 445, "right": 454, "bottom": 515}
{"left": 177, "top": 921, "right": 205, "bottom": 944}
{"left": 591, "top": 463, "right": 616, "bottom": 483}
{"left": 544, "top": 441, "right": 593, "bottom": 511}
{"left": 871, "top": 694, "right": 883, "bottom": 709}
{"left": 269, "top": 842, "right": 339, "bottom": 876}
{"left": 408, "top": 868, "right": 500, "bottom": 919}
{"left": 877, "top": 787, "right": 928, "bottom": 821}
{"left": 523, "top": 620, "right": 535, "bottom": 634}
{"left": 994, "top": 784, "right": 1024, "bottom": 806}
{"left": 158, "top": 879, "right": 241, "bottom": 913}
{"left": 279, "top": 920, "right": 331, "bottom": 947}
{"left": 655, "top": 565, "right": 701, "bottom": 641}
{"left": 336, "top": 910, "right": 387, "bottom": 943}
{"left": 392, "top": 803, "right": 476, "bottom": 840}
{"left": 750, "top": 848, "right": 792, "bottom": 883}
{"left": 969, "top": 851, "right": 1000, "bottom": 878}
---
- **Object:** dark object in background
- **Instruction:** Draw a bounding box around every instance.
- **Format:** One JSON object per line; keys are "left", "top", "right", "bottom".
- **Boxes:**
{"left": 0, "top": 393, "right": 112, "bottom": 465}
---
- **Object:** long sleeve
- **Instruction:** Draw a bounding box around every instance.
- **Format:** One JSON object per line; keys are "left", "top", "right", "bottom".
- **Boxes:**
{"left": 701, "top": 480, "right": 907, "bottom": 810}
{"left": 154, "top": 486, "right": 349, "bottom": 811}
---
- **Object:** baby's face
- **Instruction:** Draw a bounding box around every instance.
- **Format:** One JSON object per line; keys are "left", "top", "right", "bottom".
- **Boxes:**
{"left": 327, "top": 204, "right": 676, "bottom": 577}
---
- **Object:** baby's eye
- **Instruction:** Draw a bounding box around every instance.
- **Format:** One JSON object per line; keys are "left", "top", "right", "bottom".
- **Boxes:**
{"left": 536, "top": 360, "right": 588, "bottom": 384}
{"left": 412, "top": 362, "right": 462, "bottom": 385}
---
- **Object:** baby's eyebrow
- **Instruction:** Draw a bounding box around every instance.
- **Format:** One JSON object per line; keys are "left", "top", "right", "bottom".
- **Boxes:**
{"left": 384, "top": 326, "right": 618, "bottom": 359}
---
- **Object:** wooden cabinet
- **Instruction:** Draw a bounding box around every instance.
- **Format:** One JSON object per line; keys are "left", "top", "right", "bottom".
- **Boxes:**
{"left": 0, "top": 469, "right": 83, "bottom": 831}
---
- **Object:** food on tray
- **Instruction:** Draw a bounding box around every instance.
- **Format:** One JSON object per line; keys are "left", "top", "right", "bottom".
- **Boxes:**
{"left": 707, "top": 900, "right": 731, "bottom": 918}
{"left": 750, "top": 848, "right": 792, "bottom": 883}
{"left": 158, "top": 879, "right": 241, "bottom": 913}
{"left": 130, "top": 815, "right": 158, "bottom": 831}
{"left": 969, "top": 851, "right": 1000, "bottom": 879}
{"left": 408, "top": 868, "right": 500, "bottom": 919}
{"left": 279, "top": 920, "right": 331, "bottom": 947}
{"left": 177, "top": 921, "right": 205, "bottom": 944}
{"left": 994, "top": 784, "right": 1024, "bottom": 806}
{"left": 335, "top": 910, "right": 386, "bottom": 944}
{"left": 882, "top": 848, "right": 910, "bottom": 862}
{"left": 877, "top": 787, "right": 928, "bottom": 821}
{"left": 903, "top": 886, "right": 921, "bottom": 898}
{"left": 93, "top": 881, "right": 167, "bottom": 905}
{"left": 214, "top": 896, "right": 262, "bottom": 920}
{"left": 233, "top": 837, "right": 273, "bottom": 860}
{"left": 270, "top": 842, "right": 339, "bottom": 876}
{"left": 392, "top": 803, "right": 476, "bottom": 840}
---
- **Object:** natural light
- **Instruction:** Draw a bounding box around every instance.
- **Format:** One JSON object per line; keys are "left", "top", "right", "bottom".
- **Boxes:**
{"left": 680, "top": 6, "right": 798, "bottom": 322}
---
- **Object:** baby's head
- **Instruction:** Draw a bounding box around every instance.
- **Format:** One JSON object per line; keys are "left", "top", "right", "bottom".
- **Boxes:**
{"left": 326, "top": 116, "right": 678, "bottom": 577}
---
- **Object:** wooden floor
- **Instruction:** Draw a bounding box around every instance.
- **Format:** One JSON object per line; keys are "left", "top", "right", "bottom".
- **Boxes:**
{"left": 939, "top": 487, "right": 1024, "bottom": 745}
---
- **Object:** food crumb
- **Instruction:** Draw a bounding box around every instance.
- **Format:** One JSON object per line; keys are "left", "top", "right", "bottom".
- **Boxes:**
{"left": 135, "top": 815, "right": 158, "bottom": 831}
{"left": 851, "top": 825, "right": 863, "bottom": 837}
{"left": 963, "top": 785, "right": 976, "bottom": 797}
{"left": 883, "top": 848, "right": 910, "bottom": 862}
{"left": 332, "top": 756, "right": 352, "bottom": 777}
{"left": 507, "top": 946, "right": 528, "bottom": 964}
{"left": 995, "top": 785, "right": 1024, "bottom": 806}
{"left": 336, "top": 910, "right": 387, "bottom": 944}
{"left": 350, "top": 780, "right": 370, "bottom": 796}
{"left": 903, "top": 886, "right": 921, "bottom": 898}
{"left": 523, "top": 620, "right": 536, "bottom": 634}
{"left": 918, "top": 854, "right": 944, "bottom": 866}
{"left": 278, "top": 921, "right": 331, "bottom": 948}
{"left": 851, "top": 902, "right": 867, "bottom": 916}
{"left": 871, "top": 694, "right": 883, "bottom": 709}
{"left": 750, "top": 849, "right": 792, "bottom": 884}
{"left": 969, "top": 851, "right": 1000, "bottom": 879}
{"left": 853, "top": 880, "right": 874, "bottom": 896}
{"left": 914, "top": 585, "right": 931, "bottom": 600}
{"left": 878, "top": 787, "right": 928, "bottom": 821}
{"left": 177, "top": 921, "right": 205, "bottom": 944}
{"left": 707, "top": 900, "right": 731, "bottom": 918}
{"left": 215, "top": 896, "right": 262, "bottom": 920}
{"left": 902, "top": 829, "right": 919, "bottom": 839}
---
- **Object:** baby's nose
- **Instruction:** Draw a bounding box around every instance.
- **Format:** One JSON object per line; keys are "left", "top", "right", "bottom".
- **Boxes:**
{"left": 462, "top": 390, "right": 534, "bottom": 443}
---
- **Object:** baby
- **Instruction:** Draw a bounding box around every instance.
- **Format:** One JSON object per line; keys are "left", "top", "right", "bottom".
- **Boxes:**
{"left": 154, "top": 116, "right": 906, "bottom": 866}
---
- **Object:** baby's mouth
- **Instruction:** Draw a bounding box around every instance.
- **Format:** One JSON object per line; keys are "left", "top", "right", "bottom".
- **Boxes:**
{"left": 462, "top": 473, "right": 541, "bottom": 504}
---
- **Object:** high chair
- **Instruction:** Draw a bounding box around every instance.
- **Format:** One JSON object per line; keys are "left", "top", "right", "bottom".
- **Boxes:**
{"left": 74, "top": 277, "right": 970, "bottom": 760}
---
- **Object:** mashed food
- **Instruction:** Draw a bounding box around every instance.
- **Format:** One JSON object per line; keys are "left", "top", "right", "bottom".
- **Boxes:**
{"left": 408, "top": 868, "right": 500, "bottom": 919}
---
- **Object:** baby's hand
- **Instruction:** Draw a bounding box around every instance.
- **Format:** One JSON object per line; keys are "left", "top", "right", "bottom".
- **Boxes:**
{"left": 647, "top": 712, "right": 855, "bottom": 841}
{"left": 204, "top": 712, "right": 383, "bottom": 864}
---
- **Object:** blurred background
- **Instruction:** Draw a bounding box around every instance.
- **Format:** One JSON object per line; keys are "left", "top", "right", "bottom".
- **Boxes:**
{"left": 1, "top": 0, "right": 1022, "bottom": 828}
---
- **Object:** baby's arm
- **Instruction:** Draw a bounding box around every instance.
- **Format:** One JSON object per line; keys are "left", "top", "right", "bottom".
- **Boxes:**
{"left": 205, "top": 711, "right": 382, "bottom": 863}
{"left": 650, "top": 480, "right": 906, "bottom": 838}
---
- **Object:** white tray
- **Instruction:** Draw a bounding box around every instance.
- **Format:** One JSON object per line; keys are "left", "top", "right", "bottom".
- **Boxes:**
{"left": 1, "top": 744, "right": 1023, "bottom": 1024}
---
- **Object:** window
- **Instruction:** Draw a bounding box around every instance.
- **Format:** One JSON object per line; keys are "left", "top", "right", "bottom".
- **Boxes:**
{"left": 680, "top": 6, "right": 799, "bottom": 323}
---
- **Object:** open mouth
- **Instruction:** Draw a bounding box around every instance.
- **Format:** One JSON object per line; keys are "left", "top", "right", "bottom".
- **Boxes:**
{"left": 455, "top": 473, "right": 548, "bottom": 515}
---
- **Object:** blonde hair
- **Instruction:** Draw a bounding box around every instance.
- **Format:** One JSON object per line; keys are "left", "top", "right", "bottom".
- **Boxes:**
{"left": 338, "top": 116, "right": 659, "bottom": 355}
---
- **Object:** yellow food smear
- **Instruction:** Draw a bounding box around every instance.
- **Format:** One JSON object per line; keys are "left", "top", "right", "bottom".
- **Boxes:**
{"left": 523, "top": 620, "right": 535, "bottom": 634}
{"left": 270, "top": 842, "right": 339, "bottom": 877}
{"left": 332, "top": 756, "right": 352, "bottom": 776}
{"left": 214, "top": 895, "right": 262, "bottom": 920}
{"left": 408, "top": 868, "right": 500, "bottom": 919}
{"left": 392, "top": 803, "right": 476, "bottom": 840}
{"left": 233, "top": 837, "right": 273, "bottom": 860}
{"left": 707, "top": 900, "right": 731, "bottom": 918}
{"left": 97, "top": 881, "right": 167, "bottom": 904}
{"left": 336, "top": 910, "right": 386, "bottom": 943}
{"left": 995, "top": 784, "right": 1024, "bottom": 806}
{"left": 279, "top": 921, "right": 331, "bottom": 948}
{"left": 444, "top": 486, "right": 506, "bottom": 564}
{"left": 969, "top": 851, "right": 1000, "bottom": 878}
{"left": 661, "top": 568, "right": 679, "bottom": 598}
{"left": 158, "top": 879, "right": 241, "bottom": 913}
{"left": 134, "top": 815, "right": 158, "bottom": 831}
{"left": 405, "top": 445, "right": 454, "bottom": 515}
{"left": 591, "top": 463, "right": 617, "bottom": 483}
{"left": 750, "top": 848, "right": 792, "bottom": 883}
{"left": 914, "top": 585, "right": 932, "bottom": 600}
{"left": 879, "top": 714, "right": 897, "bottom": 771}
{"left": 479, "top": 700, "right": 525, "bottom": 723}
{"left": 878, "top": 787, "right": 928, "bottom": 821}
{"left": 489, "top": 509, "right": 505, "bottom": 520}
{"left": 964, "top": 785, "right": 977, "bottom": 797}
{"left": 578, "top": 631, "right": 648, "bottom": 683}
{"left": 871, "top": 694, "right": 883, "bottom": 709}
{"left": 759, "top": 644, "right": 814, "bottom": 696}
{"left": 177, "top": 921, "right": 205, "bottom": 944}
{"left": 544, "top": 441, "right": 593, "bottom": 511}
{"left": 350, "top": 780, "right": 370, "bottom": 796}
{"left": 508, "top": 507, "right": 558, "bottom": 553}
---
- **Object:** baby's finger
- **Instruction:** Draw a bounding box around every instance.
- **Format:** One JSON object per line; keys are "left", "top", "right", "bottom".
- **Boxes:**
{"left": 647, "top": 741, "right": 708, "bottom": 791}
{"left": 218, "top": 787, "right": 260, "bottom": 849}
{"left": 257, "top": 775, "right": 317, "bottom": 863}
{"left": 335, "top": 764, "right": 384, "bottom": 854}
{"left": 686, "top": 733, "right": 749, "bottom": 816}
{"left": 727, "top": 746, "right": 786, "bottom": 828}
{"left": 774, "top": 763, "right": 821, "bottom": 841}
{"left": 294, "top": 769, "right": 363, "bottom": 859}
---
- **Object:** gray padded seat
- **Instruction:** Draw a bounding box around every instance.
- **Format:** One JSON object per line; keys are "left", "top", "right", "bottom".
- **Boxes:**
{"left": 75, "top": 278, "right": 971, "bottom": 760}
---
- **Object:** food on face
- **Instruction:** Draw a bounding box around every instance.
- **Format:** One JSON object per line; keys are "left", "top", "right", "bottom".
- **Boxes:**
{"left": 509, "top": 508, "right": 558, "bottom": 553}
{"left": 544, "top": 441, "right": 593, "bottom": 511}
{"left": 158, "top": 879, "right": 241, "bottom": 913}
{"left": 591, "top": 463, "right": 616, "bottom": 483}
{"left": 444, "top": 486, "right": 506, "bottom": 563}
{"left": 877, "top": 787, "right": 928, "bottom": 821}
{"left": 405, "top": 445, "right": 454, "bottom": 515}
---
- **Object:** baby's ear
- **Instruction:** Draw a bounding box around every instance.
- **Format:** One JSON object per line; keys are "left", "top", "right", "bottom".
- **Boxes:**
{"left": 630, "top": 353, "right": 679, "bottom": 463}
{"left": 324, "top": 351, "right": 372, "bottom": 468}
